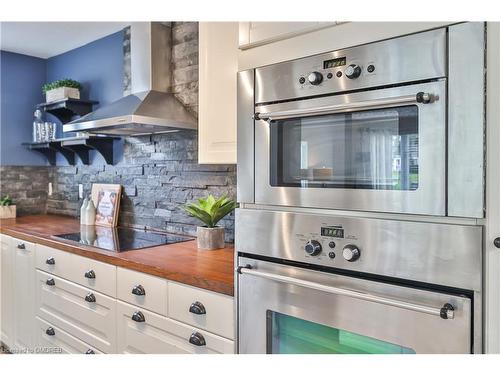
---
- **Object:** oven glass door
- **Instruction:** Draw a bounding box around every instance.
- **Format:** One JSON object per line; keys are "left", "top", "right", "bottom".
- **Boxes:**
{"left": 267, "top": 311, "right": 415, "bottom": 354}
{"left": 270, "top": 106, "right": 419, "bottom": 191}
{"left": 238, "top": 257, "right": 472, "bottom": 354}
{"left": 255, "top": 80, "right": 446, "bottom": 215}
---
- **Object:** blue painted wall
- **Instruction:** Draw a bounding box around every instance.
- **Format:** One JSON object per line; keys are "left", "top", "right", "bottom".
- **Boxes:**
{"left": 47, "top": 30, "right": 124, "bottom": 165}
{"left": 0, "top": 29, "right": 124, "bottom": 166}
{"left": 0, "top": 51, "right": 47, "bottom": 165}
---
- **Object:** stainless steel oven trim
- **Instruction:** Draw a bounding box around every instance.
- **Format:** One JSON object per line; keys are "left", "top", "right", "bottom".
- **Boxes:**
{"left": 447, "top": 22, "right": 486, "bottom": 219}
{"left": 254, "top": 80, "right": 447, "bottom": 216}
{"left": 238, "top": 257, "right": 474, "bottom": 354}
{"left": 239, "top": 266, "right": 454, "bottom": 319}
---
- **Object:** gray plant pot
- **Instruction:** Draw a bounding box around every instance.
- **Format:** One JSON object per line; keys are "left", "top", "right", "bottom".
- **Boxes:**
{"left": 196, "top": 226, "right": 225, "bottom": 250}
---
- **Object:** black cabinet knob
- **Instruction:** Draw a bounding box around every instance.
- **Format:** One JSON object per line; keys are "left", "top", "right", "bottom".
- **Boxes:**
{"left": 132, "top": 285, "right": 146, "bottom": 296}
{"left": 46, "top": 278, "right": 55, "bottom": 286}
{"left": 131, "top": 311, "right": 146, "bottom": 323}
{"left": 189, "top": 301, "right": 206, "bottom": 315}
{"left": 46, "top": 257, "right": 55, "bottom": 265}
{"left": 85, "top": 293, "right": 96, "bottom": 303}
{"left": 189, "top": 332, "right": 206, "bottom": 347}
{"left": 17, "top": 243, "right": 26, "bottom": 250}
{"left": 84, "top": 270, "right": 96, "bottom": 279}
{"left": 85, "top": 349, "right": 95, "bottom": 354}
{"left": 46, "top": 327, "right": 55, "bottom": 336}
{"left": 494, "top": 238, "right": 500, "bottom": 249}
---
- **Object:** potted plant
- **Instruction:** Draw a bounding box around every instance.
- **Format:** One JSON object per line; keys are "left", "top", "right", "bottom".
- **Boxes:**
{"left": 183, "top": 194, "right": 238, "bottom": 250}
{"left": 42, "top": 78, "right": 82, "bottom": 102}
{"left": 0, "top": 195, "right": 16, "bottom": 219}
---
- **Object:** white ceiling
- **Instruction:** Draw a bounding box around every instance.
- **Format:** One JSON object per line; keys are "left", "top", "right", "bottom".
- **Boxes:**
{"left": 0, "top": 22, "right": 130, "bottom": 59}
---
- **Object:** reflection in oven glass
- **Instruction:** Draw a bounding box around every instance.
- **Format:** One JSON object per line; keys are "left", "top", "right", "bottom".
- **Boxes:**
{"left": 270, "top": 106, "right": 419, "bottom": 191}
{"left": 267, "top": 311, "right": 415, "bottom": 354}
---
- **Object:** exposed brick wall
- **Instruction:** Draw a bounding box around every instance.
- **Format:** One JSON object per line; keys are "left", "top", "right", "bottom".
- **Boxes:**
{"left": 0, "top": 166, "right": 50, "bottom": 215}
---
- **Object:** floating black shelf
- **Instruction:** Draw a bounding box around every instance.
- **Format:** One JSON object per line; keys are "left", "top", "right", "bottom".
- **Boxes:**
{"left": 37, "top": 98, "right": 99, "bottom": 124}
{"left": 22, "top": 136, "right": 117, "bottom": 166}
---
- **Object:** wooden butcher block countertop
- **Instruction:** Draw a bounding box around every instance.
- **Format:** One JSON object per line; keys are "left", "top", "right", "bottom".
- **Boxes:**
{"left": 0, "top": 215, "right": 234, "bottom": 296}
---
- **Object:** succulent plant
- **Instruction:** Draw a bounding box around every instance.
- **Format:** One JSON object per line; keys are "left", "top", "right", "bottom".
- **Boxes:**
{"left": 183, "top": 194, "right": 237, "bottom": 228}
{"left": 0, "top": 195, "right": 13, "bottom": 206}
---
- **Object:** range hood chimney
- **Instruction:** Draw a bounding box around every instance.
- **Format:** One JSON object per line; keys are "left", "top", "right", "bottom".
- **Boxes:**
{"left": 64, "top": 22, "right": 197, "bottom": 136}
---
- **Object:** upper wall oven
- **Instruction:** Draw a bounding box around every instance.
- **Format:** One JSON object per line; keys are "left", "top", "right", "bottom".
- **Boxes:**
{"left": 255, "top": 80, "right": 445, "bottom": 215}
{"left": 237, "top": 23, "right": 486, "bottom": 217}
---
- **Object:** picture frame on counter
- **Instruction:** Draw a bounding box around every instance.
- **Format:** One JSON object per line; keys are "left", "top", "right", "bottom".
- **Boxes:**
{"left": 91, "top": 183, "right": 122, "bottom": 227}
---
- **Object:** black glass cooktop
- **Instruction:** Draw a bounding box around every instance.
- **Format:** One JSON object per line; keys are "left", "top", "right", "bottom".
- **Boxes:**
{"left": 53, "top": 227, "right": 193, "bottom": 252}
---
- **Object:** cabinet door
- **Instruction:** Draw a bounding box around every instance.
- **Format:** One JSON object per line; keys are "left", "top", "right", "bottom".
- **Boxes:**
{"left": 239, "top": 22, "right": 335, "bottom": 49}
{"left": 12, "top": 239, "right": 36, "bottom": 351}
{"left": 0, "top": 234, "right": 14, "bottom": 348}
{"left": 198, "top": 22, "right": 238, "bottom": 164}
{"left": 116, "top": 301, "right": 234, "bottom": 354}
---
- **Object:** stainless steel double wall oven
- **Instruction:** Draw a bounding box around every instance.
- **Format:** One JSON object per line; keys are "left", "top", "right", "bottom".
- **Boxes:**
{"left": 236, "top": 22, "right": 486, "bottom": 354}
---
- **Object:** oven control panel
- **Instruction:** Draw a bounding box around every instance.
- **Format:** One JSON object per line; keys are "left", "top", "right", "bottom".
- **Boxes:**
{"left": 254, "top": 28, "right": 446, "bottom": 104}
{"left": 298, "top": 224, "right": 362, "bottom": 265}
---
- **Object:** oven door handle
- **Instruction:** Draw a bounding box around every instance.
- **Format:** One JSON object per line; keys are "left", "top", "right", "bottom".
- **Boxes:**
{"left": 256, "top": 92, "right": 437, "bottom": 121}
{"left": 238, "top": 266, "right": 455, "bottom": 319}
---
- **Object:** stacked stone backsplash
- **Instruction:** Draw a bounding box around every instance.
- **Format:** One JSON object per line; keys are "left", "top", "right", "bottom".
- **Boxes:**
{"left": 1, "top": 22, "right": 237, "bottom": 242}
{"left": 47, "top": 132, "right": 236, "bottom": 241}
{"left": 0, "top": 166, "right": 50, "bottom": 216}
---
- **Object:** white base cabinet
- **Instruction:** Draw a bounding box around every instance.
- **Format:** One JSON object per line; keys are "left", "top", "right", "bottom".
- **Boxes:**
{"left": 1, "top": 236, "right": 234, "bottom": 354}
{"left": 0, "top": 235, "right": 35, "bottom": 352}
{"left": 116, "top": 301, "right": 234, "bottom": 354}
{"left": 0, "top": 234, "right": 15, "bottom": 348}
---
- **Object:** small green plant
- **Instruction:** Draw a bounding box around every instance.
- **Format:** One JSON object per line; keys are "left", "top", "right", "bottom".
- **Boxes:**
{"left": 0, "top": 195, "right": 13, "bottom": 206}
{"left": 183, "top": 194, "right": 238, "bottom": 228}
{"left": 42, "top": 79, "right": 82, "bottom": 93}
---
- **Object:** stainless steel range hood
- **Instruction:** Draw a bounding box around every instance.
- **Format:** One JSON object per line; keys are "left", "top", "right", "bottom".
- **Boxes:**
{"left": 64, "top": 22, "right": 197, "bottom": 136}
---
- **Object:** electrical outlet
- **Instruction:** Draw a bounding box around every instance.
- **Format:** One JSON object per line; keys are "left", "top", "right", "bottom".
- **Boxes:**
{"left": 78, "top": 184, "right": 83, "bottom": 199}
{"left": 48, "top": 182, "right": 53, "bottom": 196}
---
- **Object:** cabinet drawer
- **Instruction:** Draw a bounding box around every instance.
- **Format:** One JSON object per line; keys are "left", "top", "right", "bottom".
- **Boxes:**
{"left": 117, "top": 267, "right": 167, "bottom": 315}
{"left": 35, "top": 316, "right": 102, "bottom": 354}
{"left": 36, "top": 244, "right": 116, "bottom": 297}
{"left": 36, "top": 270, "right": 116, "bottom": 353}
{"left": 117, "top": 301, "right": 234, "bottom": 354}
{"left": 168, "top": 282, "right": 234, "bottom": 339}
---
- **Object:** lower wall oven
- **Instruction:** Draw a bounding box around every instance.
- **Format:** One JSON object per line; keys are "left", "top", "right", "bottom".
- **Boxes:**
{"left": 236, "top": 209, "right": 482, "bottom": 354}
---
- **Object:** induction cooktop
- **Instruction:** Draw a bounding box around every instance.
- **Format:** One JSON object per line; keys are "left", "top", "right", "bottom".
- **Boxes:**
{"left": 53, "top": 226, "right": 193, "bottom": 252}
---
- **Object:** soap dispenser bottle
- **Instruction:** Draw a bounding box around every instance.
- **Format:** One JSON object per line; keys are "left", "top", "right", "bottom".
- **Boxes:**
{"left": 80, "top": 197, "right": 89, "bottom": 225}
{"left": 85, "top": 196, "right": 96, "bottom": 226}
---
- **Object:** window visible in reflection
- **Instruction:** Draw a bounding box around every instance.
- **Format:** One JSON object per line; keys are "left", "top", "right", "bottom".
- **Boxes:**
{"left": 270, "top": 106, "right": 419, "bottom": 190}
{"left": 267, "top": 311, "right": 416, "bottom": 354}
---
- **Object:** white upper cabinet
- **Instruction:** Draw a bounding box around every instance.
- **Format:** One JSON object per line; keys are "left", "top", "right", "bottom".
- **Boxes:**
{"left": 238, "top": 22, "right": 336, "bottom": 50}
{"left": 198, "top": 22, "right": 239, "bottom": 164}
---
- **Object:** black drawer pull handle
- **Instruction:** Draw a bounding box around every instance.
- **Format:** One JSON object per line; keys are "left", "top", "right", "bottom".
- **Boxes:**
{"left": 494, "top": 237, "right": 500, "bottom": 249}
{"left": 85, "top": 349, "right": 95, "bottom": 354}
{"left": 131, "top": 311, "right": 145, "bottom": 323}
{"left": 189, "top": 332, "right": 206, "bottom": 347}
{"left": 46, "top": 257, "right": 55, "bottom": 265}
{"left": 189, "top": 301, "right": 206, "bottom": 315}
{"left": 17, "top": 243, "right": 26, "bottom": 250}
{"left": 45, "top": 327, "right": 55, "bottom": 336}
{"left": 84, "top": 270, "right": 96, "bottom": 279}
{"left": 132, "top": 285, "right": 146, "bottom": 296}
{"left": 85, "top": 293, "right": 96, "bottom": 303}
{"left": 46, "top": 278, "right": 55, "bottom": 286}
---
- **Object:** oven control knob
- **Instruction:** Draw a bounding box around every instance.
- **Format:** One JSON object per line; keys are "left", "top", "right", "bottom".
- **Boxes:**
{"left": 307, "top": 72, "right": 323, "bottom": 85}
{"left": 342, "top": 244, "right": 360, "bottom": 262}
{"left": 345, "top": 64, "right": 362, "bottom": 79}
{"left": 305, "top": 240, "right": 322, "bottom": 256}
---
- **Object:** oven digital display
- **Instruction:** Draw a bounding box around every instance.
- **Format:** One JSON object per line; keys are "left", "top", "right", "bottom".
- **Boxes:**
{"left": 323, "top": 57, "right": 347, "bottom": 69}
{"left": 321, "top": 227, "right": 344, "bottom": 238}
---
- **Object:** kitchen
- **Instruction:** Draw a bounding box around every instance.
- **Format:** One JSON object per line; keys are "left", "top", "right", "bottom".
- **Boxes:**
{"left": 0, "top": 2, "right": 500, "bottom": 372}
